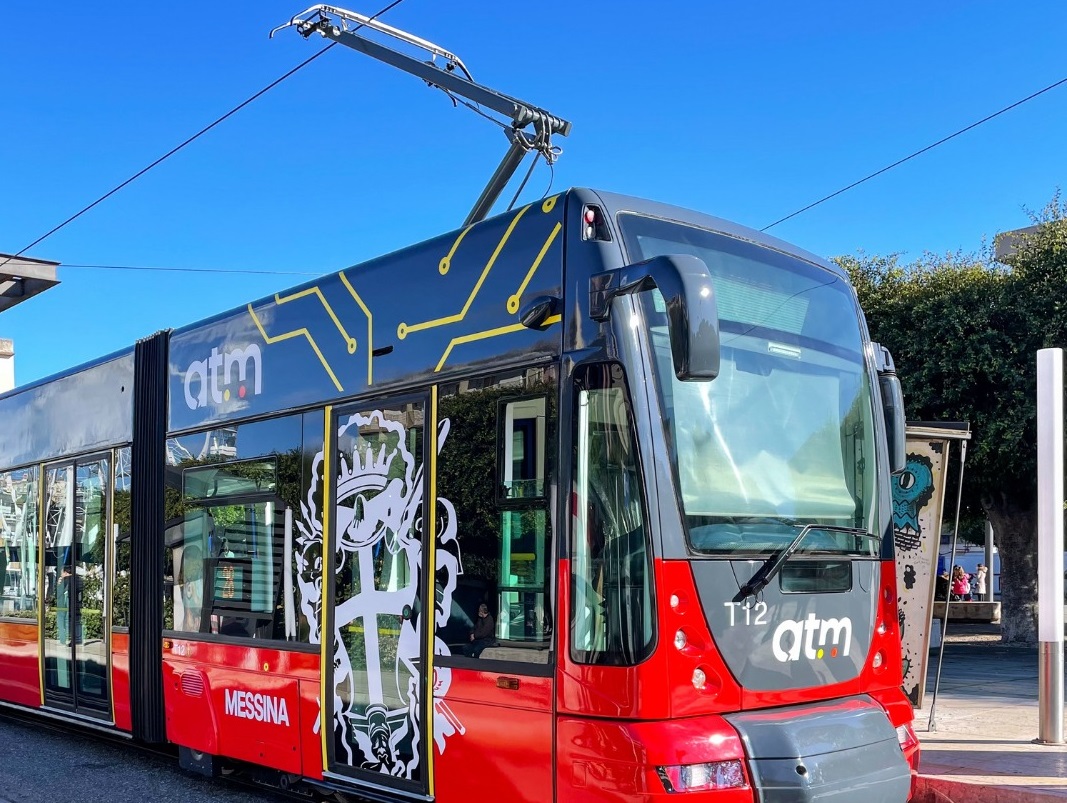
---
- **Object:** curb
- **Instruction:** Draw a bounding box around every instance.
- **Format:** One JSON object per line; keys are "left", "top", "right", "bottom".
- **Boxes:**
{"left": 914, "top": 775, "right": 1067, "bottom": 803}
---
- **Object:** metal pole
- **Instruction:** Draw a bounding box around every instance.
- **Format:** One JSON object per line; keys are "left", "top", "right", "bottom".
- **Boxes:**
{"left": 984, "top": 520, "right": 995, "bottom": 602}
{"left": 928, "top": 438, "right": 967, "bottom": 731}
{"left": 463, "top": 135, "right": 531, "bottom": 228}
{"left": 1036, "top": 348, "right": 1065, "bottom": 744}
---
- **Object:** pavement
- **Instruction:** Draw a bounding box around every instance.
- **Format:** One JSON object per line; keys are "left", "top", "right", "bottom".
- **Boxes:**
{"left": 911, "top": 623, "right": 1067, "bottom": 803}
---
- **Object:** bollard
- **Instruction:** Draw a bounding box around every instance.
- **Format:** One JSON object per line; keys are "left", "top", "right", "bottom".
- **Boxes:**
{"left": 1036, "top": 348, "right": 1065, "bottom": 745}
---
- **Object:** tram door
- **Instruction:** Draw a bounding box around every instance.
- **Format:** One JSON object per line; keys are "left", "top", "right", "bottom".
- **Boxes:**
{"left": 324, "top": 398, "right": 432, "bottom": 796}
{"left": 42, "top": 455, "right": 111, "bottom": 717}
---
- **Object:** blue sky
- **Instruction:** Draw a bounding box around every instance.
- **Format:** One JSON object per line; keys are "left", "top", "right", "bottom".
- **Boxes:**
{"left": 3, "top": 1, "right": 1066, "bottom": 386}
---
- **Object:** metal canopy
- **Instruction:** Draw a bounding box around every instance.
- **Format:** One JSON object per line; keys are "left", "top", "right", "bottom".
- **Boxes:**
{"left": 0, "top": 254, "right": 60, "bottom": 314}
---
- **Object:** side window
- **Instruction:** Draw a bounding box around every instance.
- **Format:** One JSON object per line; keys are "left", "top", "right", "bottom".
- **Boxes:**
{"left": 113, "top": 447, "right": 131, "bottom": 629}
{"left": 436, "top": 369, "right": 557, "bottom": 663}
{"left": 0, "top": 466, "right": 39, "bottom": 618}
{"left": 571, "top": 363, "right": 655, "bottom": 665}
{"left": 163, "top": 414, "right": 308, "bottom": 643}
{"left": 173, "top": 460, "right": 286, "bottom": 639}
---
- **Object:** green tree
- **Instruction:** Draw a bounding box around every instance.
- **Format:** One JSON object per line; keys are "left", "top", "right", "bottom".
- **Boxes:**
{"left": 835, "top": 199, "right": 1067, "bottom": 643}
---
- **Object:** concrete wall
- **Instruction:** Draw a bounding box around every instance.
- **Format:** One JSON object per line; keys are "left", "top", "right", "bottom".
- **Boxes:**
{"left": 0, "top": 339, "right": 12, "bottom": 393}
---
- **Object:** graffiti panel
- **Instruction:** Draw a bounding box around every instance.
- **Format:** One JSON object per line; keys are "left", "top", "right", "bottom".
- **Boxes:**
{"left": 893, "top": 428, "right": 955, "bottom": 707}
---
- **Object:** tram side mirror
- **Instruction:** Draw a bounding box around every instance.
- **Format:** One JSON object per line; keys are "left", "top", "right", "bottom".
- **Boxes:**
{"left": 874, "top": 343, "right": 907, "bottom": 475}
{"left": 589, "top": 253, "right": 720, "bottom": 380}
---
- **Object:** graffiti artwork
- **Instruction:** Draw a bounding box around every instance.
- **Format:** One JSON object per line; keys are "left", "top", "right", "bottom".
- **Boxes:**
{"left": 892, "top": 454, "right": 934, "bottom": 553}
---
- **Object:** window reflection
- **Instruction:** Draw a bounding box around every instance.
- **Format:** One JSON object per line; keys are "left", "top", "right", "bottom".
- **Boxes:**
{"left": 112, "top": 447, "right": 131, "bottom": 629}
{"left": 571, "top": 363, "right": 654, "bottom": 666}
{"left": 0, "top": 467, "right": 39, "bottom": 618}
{"left": 436, "top": 368, "right": 556, "bottom": 663}
{"left": 163, "top": 413, "right": 317, "bottom": 643}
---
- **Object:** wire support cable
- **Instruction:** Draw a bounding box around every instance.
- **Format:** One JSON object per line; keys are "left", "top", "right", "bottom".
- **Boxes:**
{"left": 1, "top": 0, "right": 408, "bottom": 274}
{"left": 761, "top": 75, "right": 1067, "bottom": 232}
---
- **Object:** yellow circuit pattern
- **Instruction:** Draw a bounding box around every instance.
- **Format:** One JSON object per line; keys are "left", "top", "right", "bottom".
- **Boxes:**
{"left": 248, "top": 195, "right": 564, "bottom": 390}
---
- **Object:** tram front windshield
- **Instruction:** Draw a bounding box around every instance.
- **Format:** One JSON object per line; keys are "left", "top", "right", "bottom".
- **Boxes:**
{"left": 618, "top": 215, "right": 878, "bottom": 558}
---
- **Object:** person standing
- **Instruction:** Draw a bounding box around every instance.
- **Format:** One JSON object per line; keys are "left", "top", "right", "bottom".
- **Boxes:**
{"left": 935, "top": 570, "right": 950, "bottom": 601}
{"left": 951, "top": 565, "right": 971, "bottom": 601}
{"left": 974, "top": 564, "right": 988, "bottom": 600}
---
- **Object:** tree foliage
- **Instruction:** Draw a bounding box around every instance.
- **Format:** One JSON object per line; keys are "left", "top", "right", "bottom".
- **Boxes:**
{"left": 834, "top": 196, "right": 1067, "bottom": 642}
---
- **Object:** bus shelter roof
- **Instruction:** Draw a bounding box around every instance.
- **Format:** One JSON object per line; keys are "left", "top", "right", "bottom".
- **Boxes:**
{"left": 0, "top": 253, "right": 60, "bottom": 314}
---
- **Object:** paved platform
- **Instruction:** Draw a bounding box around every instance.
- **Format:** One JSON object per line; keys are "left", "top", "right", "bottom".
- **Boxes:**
{"left": 912, "top": 624, "right": 1067, "bottom": 802}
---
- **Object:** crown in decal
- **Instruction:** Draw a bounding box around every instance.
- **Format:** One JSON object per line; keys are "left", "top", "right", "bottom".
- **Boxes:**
{"left": 334, "top": 410, "right": 415, "bottom": 506}
{"left": 336, "top": 441, "right": 399, "bottom": 500}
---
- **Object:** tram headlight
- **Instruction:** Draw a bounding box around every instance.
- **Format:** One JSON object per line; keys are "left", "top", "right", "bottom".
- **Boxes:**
{"left": 691, "top": 668, "right": 706, "bottom": 690}
{"left": 657, "top": 760, "right": 747, "bottom": 792}
{"left": 674, "top": 629, "right": 688, "bottom": 651}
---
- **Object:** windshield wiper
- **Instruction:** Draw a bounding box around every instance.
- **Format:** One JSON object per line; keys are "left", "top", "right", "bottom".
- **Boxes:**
{"left": 736, "top": 525, "right": 878, "bottom": 602}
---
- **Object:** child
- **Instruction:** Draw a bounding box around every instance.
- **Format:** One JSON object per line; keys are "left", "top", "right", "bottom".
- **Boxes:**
{"left": 951, "top": 565, "right": 971, "bottom": 601}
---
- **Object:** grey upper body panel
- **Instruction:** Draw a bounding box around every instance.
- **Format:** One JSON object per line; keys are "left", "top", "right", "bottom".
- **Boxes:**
{"left": 0, "top": 351, "right": 134, "bottom": 468}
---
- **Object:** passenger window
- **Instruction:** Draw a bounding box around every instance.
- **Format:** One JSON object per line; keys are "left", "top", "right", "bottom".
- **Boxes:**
{"left": 163, "top": 415, "right": 310, "bottom": 643}
{"left": 0, "top": 466, "right": 39, "bottom": 618}
{"left": 112, "top": 447, "right": 132, "bottom": 629}
{"left": 172, "top": 461, "right": 288, "bottom": 638}
{"left": 499, "top": 396, "right": 547, "bottom": 502}
{"left": 571, "top": 363, "right": 655, "bottom": 666}
{"left": 436, "top": 370, "right": 556, "bottom": 663}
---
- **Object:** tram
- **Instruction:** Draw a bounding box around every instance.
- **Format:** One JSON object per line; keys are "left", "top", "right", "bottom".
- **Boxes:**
{"left": 0, "top": 187, "right": 918, "bottom": 802}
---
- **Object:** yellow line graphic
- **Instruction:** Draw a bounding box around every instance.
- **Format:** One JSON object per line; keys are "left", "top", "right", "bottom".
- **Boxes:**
{"left": 541, "top": 194, "right": 559, "bottom": 214}
{"left": 508, "top": 222, "right": 562, "bottom": 314}
{"left": 399, "top": 204, "right": 531, "bottom": 340}
{"left": 275, "top": 287, "right": 357, "bottom": 355}
{"left": 339, "top": 272, "right": 374, "bottom": 386}
{"left": 248, "top": 303, "right": 344, "bottom": 392}
{"left": 438, "top": 224, "right": 474, "bottom": 276}
{"left": 425, "top": 386, "right": 438, "bottom": 793}
{"left": 434, "top": 314, "right": 562, "bottom": 372}
{"left": 320, "top": 406, "right": 334, "bottom": 772}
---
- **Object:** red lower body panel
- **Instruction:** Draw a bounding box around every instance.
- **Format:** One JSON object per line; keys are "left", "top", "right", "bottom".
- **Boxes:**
{"left": 163, "top": 640, "right": 321, "bottom": 779}
{"left": 0, "top": 620, "right": 40, "bottom": 707}
{"left": 557, "top": 714, "right": 753, "bottom": 802}
{"left": 434, "top": 667, "right": 553, "bottom": 803}
{"left": 111, "top": 630, "right": 131, "bottom": 731}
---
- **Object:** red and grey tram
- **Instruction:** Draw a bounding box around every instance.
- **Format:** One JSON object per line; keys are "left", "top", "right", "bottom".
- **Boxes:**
{"left": 0, "top": 188, "right": 918, "bottom": 802}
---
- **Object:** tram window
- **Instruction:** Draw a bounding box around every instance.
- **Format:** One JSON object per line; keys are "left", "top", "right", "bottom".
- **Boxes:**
{"left": 498, "top": 396, "right": 547, "bottom": 503}
{"left": 436, "top": 369, "right": 557, "bottom": 663}
{"left": 112, "top": 447, "right": 131, "bottom": 629}
{"left": 0, "top": 466, "right": 39, "bottom": 619}
{"left": 163, "top": 413, "right": 312, "bottom": 643}
{"left": 183, "top": 458, "right": 277, "bottom": 501}
{"left": 571, "top": 364, "right": 655, "bottom": 666}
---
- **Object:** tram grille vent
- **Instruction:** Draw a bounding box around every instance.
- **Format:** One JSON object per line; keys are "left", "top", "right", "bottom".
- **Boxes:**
{"left": 180, "top": 673, "right": 205, "bottom": 698}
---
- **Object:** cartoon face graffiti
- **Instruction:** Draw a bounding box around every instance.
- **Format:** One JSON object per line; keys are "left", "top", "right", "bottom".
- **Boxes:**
{"left": 892, "top": 454, "right": 934, "bottom": 552}
{"left": 294, "top": 409, "right": 463, "bottom": 780}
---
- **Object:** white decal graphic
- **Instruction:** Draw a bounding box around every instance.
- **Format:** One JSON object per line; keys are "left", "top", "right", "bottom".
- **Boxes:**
{"left": 295, "top": 410, "right": 462, "bottom": 781}
{"left": 183, "top": 344, "right": 263, "bottom": 410}
{"left": 224, "top": 689, "right": 291, "bottom": 726}
{"left": 723, "top": 600, "right": 769, "bottom": 626}
{"left": 772, "top": 613, "right": 853, "bottom": 662}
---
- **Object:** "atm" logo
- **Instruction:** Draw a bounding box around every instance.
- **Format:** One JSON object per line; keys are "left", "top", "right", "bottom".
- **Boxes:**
{"left": 183, "top": 345, "right": 263, "bottom": 410}
{"left": 772, "top": 614, "right": 852, "bottom": 662}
